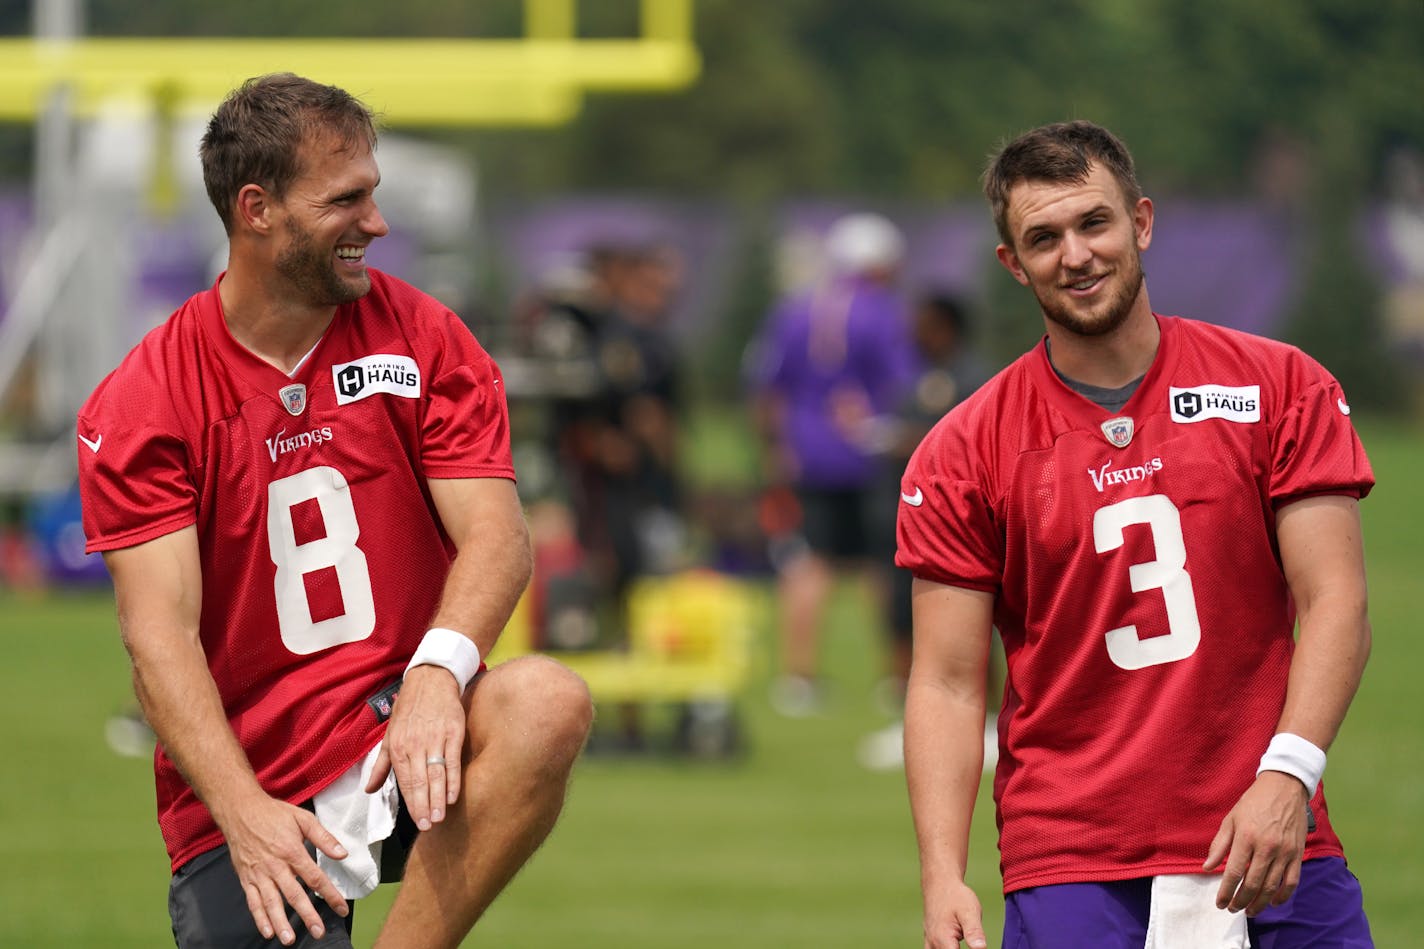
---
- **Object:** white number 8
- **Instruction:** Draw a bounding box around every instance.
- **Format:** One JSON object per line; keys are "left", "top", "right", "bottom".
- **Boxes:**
{"left": 267, "top": 466, "right": 376, "bottom": 655}
{"left": 1093, "top": 493, "right": 1201, "bottom": 670}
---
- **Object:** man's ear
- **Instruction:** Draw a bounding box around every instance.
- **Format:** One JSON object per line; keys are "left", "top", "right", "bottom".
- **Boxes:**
{"left": 233, "top": 184, "right": 275, "bottom": 235}
{"left": 1133, "top": 196, "right": 1154, "bottom": 253}
{"left": 995, "top": 243, "right": 1030, "bottom": 287}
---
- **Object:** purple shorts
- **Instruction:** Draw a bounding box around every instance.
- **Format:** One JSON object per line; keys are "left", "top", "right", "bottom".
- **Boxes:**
{"left": 1002, "top": 857, "right": 1371, "bottom": 948}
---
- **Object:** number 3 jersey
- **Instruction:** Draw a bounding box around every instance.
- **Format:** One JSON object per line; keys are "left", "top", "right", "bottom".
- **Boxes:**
{"left": 896, "top": 315, "right": 1374, "bottom": 893}
{"left": 77, "top": 270, "right": 515, "bottom": 871}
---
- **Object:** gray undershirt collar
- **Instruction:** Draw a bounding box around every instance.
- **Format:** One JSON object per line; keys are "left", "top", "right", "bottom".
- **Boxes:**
{"left": 1046, "top": 340, "right": 1144, "bottom": 413}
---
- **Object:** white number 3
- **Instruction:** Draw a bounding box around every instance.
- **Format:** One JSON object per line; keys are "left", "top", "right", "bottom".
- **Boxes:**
{"left": 267, "top": 466, "right": 377, "bottom": 655}
{"left": 1093, "top": 493, "right": 1202, "bottom": 670}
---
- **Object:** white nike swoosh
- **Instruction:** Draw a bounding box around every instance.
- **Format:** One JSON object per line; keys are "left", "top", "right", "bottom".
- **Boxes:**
{"left": 901, "top": 488, "right": 924, "bottom": 507}
{"left": 1337, "top": 398, "right": 1351, "bottom": 416}
{"left": 78, "top": 432, "right": 102, "bottom": 453}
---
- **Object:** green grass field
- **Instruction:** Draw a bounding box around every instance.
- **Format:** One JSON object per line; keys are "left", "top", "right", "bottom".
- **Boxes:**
{"left": 2, "top": 416, "right": 1420, "bottom": 948}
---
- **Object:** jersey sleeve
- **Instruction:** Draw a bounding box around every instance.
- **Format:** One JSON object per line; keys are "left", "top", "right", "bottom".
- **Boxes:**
{"left": 895, "top": 421, "right": 1003, "bottom": 593}
{"left": 1268, "top": 361, "right": 1374, "bottom": 506}
{"left": 420, "top": 315, "right": 515, "bottom": 480}
{"left": 77, "top": 408, "right": 197, "bottom": 553}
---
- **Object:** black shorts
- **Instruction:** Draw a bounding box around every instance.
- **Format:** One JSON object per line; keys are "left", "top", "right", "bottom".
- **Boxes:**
{"left": 168, "top": 798, "right": 417, "bottom": 949}
{"left": 795, "top": 485, "right": 894, "bottom": 562}
{"left": 889, "top": 564, "right": 914, "bottom": 642}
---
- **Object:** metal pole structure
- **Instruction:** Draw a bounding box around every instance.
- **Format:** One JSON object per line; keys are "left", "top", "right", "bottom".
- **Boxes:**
{"left": 32, "top": 0, "right": 127, "bottom": 440}
{"left": 33, "top": 0, "right": 81, "bottom": 232}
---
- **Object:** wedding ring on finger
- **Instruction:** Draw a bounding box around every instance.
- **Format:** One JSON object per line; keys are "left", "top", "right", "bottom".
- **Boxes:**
{"left": 426, "top": 755, "right": 446, "bottom": 766}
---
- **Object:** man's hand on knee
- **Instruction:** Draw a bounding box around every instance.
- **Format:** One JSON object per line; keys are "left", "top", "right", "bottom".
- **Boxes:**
{"left": 221, "top": 795, "right": 350, "bottom": 945}
{"left": 367, "top": 665, "right": 469, "bottom": 830}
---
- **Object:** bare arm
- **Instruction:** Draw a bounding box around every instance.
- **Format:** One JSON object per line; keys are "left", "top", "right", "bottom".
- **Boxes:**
{"left": 1272, "top": 494, "right": 1371, "bottom": 751}
{"left": 366, "top": 477, "right": 532, "bottom": 826}
{"left": 904, "top": 577, "right": 995, "bottom": 949}
{"left": 1206, "top": 494, "right": 1371, "bottom": 914}
{"left": 105, "top": 527, "right": 348, "bottom": 945}
{"left": 107, "top": 528, "right": 239, "bottom": 811}
{"left": 750, "top": 390, "right": 798, "bottom": 484}
{"left": 426, "top": 476, "right": 534, "bottom": 658}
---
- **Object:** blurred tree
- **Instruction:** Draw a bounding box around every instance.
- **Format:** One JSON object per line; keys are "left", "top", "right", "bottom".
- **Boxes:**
{"left": 463, "top": 0, "right": 841, "bottom": 198}
{"left": 81, "top": 0, "right": 524, "bottom": 36}
{"left": 0, "top": 0, "right": 1418, "bottom": 404}
{"left": 1281, "top": 101, "right": 1407, "bottom": 410}
{"left": 1149, "top": 0, "right": 1419, "bottom": 408}
{"left": 2, "top": 0, "right": 1418, "bottom": 198}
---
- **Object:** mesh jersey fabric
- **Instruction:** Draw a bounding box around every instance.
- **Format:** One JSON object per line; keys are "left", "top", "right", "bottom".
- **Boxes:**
{"left": 896, "top": 315, "right": 1374, "bottom": 893}
{"left": 77, "top": 270, "right": 514, "bottom": 871}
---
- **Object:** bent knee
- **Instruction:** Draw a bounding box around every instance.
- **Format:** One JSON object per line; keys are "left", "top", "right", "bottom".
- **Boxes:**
{"left": 476, "top": 655, "right": 593, "bottom": 749}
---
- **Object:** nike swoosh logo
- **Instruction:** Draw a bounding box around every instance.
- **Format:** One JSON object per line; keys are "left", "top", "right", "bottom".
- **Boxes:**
{"left": 1337, "top": 398, "right": 1351, "bottom": 416}
{"left": 78, "top": 432, "right": 102, "bottom": 453}
{"left": 901, "top": 487, "right": 924, "bottom": 507}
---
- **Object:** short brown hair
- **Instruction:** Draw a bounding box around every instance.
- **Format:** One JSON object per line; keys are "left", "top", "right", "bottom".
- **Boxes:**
{"left": 200, "top": 73, "right": 378, "bottom": 233}
{"left": 982, "top": 120, "right": 1142, "bottom": 247}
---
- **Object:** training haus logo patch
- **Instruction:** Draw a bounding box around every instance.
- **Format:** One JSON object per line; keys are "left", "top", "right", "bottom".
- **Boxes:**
{"left": 332, "top": 354, "right": 421, "bottom": 406}
{"left": 1169, "top": 384, "right": 1260, "bottom": 424}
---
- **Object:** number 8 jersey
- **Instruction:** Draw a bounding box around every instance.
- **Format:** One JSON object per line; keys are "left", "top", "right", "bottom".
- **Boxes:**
{"left": 896, "top": 315, "right": 1374, "bottom": 893}
{"left": 78, "top": 270, "right": 515, "bottom": 872}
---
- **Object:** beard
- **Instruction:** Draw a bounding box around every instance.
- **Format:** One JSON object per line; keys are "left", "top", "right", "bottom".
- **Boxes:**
{"left": 1035, "top": 250, "right": 1145, "bottom": 338}
{"left": 276, "top": 219, "right": 370, "bottom": 306}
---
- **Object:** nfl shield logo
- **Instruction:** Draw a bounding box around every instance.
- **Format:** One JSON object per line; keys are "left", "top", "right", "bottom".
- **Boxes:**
{"left": 1101, "top": 416, "right": 1134, "bottom": 448}
{"left": 279, "top": 383, "right": 307, "bottom": 416}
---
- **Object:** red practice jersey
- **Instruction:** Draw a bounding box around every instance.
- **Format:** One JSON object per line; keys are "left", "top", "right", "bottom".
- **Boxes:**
{"left": 897, "top": 315, "right": 1373, "bottom": 893}
{"left": 78, "top": 271, "right": 514, "bottom": 871}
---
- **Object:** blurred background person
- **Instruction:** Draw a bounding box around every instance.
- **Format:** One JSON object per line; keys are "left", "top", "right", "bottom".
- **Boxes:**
{"left": 514, "top": 238, "right": 690, "bottom": 749}
{"left": 858, "top": 290, "right": 998, "bottom": 770}
{"left": 593, "top": 241, "right": 689, "bottom": 597}
{"left": 515, "top": 240, "right": 689, "bottom": 647}
{"left": 1380, "top": 145, "right": 1424, "bottom": 413}
{"left": 747, "top": 212, "right": 916, "bottom": 717}
{"left": 511, "top": 244, "right": 619, "bottom": 654}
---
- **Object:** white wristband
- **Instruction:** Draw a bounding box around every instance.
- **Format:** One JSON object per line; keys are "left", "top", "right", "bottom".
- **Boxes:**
{"left": 404, "top": 627, "right": 482, "bottom": 692}
{"left": 1256, "top": 732, "right": 1326, "bottom": 797}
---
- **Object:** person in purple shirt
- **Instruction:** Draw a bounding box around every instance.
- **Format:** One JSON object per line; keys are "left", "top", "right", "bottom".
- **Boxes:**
{"left": 749, "top": 212, "right": 917, "bottom": 715}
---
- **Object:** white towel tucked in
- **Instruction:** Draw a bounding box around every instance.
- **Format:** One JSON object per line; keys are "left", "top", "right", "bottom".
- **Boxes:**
{"left": 1145, "top": 874, "right": 1250, "bottom": 948}
{"left": 312, "top": 744, "right": 400, "bottom": 899}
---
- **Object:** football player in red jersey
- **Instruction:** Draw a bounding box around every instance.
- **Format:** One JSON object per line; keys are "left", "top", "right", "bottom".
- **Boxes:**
{"left": 78, "top": 74, "right": 592, "bottom": 948}
{"left": 898, "top": 121, "right": 1374, "bottom": 948}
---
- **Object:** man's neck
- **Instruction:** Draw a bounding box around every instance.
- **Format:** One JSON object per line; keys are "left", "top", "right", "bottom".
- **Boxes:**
{"left": 1043, "top": 305, "right": 1160, "bottom": 389}
{"left": 217, "top": 269, "right": 336, "bottom": 375}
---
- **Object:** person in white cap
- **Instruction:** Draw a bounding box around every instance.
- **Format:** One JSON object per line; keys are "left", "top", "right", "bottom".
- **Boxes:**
{"left": 824, "top": 211, "right": 907, "bottom": 279}
{"left": 748, "top": 211, "right": 916, "bottom": 716}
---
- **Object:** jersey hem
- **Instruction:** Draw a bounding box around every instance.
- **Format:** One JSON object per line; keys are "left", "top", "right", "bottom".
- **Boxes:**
{"left": 422, "top": 465, "right": 516, "bottom": 480}
{"left": 85, "top": 514, "right": 197, "bottom": 555}
{"left": 1271, "top": 487, "right": 1366, "bottom": 510}
{"left": 903, "top": 568, "right": 998, "bottom": 595}
{"left": 165, "top": 728, "right": 390, "bottom": 874}
{"left": 1000, "top": 844, "right": 1347, "bottom": 894}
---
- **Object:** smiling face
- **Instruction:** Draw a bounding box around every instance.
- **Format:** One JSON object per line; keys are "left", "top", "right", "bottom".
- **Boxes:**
{"left": 271, "top": 130, "right": 389, "bottom": 307}
{"left": 995, "top": 161, "right": 1153, "bottom": 338}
